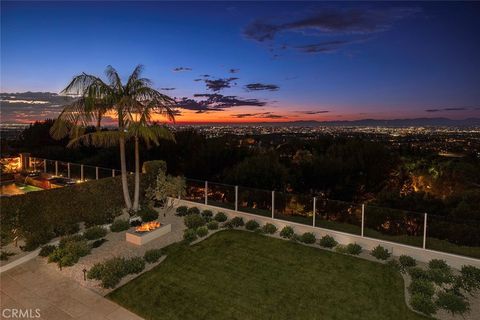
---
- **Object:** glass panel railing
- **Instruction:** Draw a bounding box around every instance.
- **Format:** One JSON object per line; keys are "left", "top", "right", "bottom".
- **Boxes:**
{"left": 237, "top": 186, "right": 272, "bottom": 217}
{"left": 98, "top": 167, "right": 114, "bottom": 179}
{"left": 426, "top": 215, "right": 480, "bottom": 259}
{"left": 45, "top": 159, "right": 56, "bottom": 175}
{"left": 274, "top": 192, "right": 313, "bottom": 226}
{"left": 69, "top": 163, "right": 82, "bottom": 181}
{"left": 184, "top": 178, "right": 205, "bottom": 204}
{"left": 364, "top": 205, "right": 423, "bottom": 247}
{"left": 315, "top": 199, "right": 362, "bottom": 235}
{"left": 207, "top": 182, "right": 235, "bottom": 210}
{"left": 83, "top": 165, "right": 97, "bottom": 181}
{"left": 57, "top": 161, "right": 69, "bottom": 178}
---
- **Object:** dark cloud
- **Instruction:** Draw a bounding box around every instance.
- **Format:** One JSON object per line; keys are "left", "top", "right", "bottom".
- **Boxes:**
{"left": 229, "top": 69, "right": 240, "bottom": 74}
{"left": 193, "top": 79, "right": 203, "bottom": 82}
{"left": 245, "top": 83, "right": 280, "bottom": 91}
{"left": 295, "top": 38, "right": 369, "bottom": 53}
{"left": 173, "top": 67, "right": 192, "bottom": 72}
{"left": 425, "top": 107, "right": 473, "bottom": 113}
{"left": 234, "top": 112, "right": 283, "bottom": 119}
{"left": 0, "top": 92, "right": 76, "bottom": 123}
{"left": 205, "top": 77, "right": 239, "bottom": 92}
{"left": 296, "top": 110, "right": 330, "bottom": 114}
{"left": 176, "top": 93, "right": 266, "bottom": 113}
{"left": 244, "top": 7, "right": 420, "bottom": 42}
{"left": 160, "top": 87, "right": 176, "bottom": 91}
{"left": 201, "top": 74, "right": 211, "bottom": 78}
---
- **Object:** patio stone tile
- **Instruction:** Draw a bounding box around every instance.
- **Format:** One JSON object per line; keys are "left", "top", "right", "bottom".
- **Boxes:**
{"left": 106, "top": 307, "right": 144, "bottom": 320}
{"left": 38, "top": 305, "right": 75, "bottom": 320}
{"left": 0, "top": 274, "right": 25, "bottom": 294}
{"left": 54, "top": 296, "right": 91, "bottom": 318}
{"left": 77, "top": 310, "right": 110, "bottom": 320}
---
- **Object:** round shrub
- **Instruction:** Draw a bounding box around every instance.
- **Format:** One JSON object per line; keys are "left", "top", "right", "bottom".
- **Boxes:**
{"left": 214, "top": 212, "right": 228, "bottom": 222}
{"left": 59, "top": 254, "right": 77, "bottom": 267}
{"left": 176, "top": 206, "right": 188, "bottom": 216}
{"left": 386, "top": 259, "right": 401, "bottom": 272}
{"left": 138, "top": 207, "right": 159, "bottom": 222}
{"left": 408, "top": 279, "right": 435, "bottom": 298}
{"left": 300, "top": 232, "right": 316, "bottom": 244}
{"left": 207, "top": 221, "right": 219, "bottom": 230}
{"left": 370, "top": 245, "right": 391, "bottom": 260}
{"left": 280, "top": 226, "right": 294, "bottom": 239}
{"left": 408, "top": 267, "right": 431, "bottom": 281}
{"left": 399, "top": 255, "right": 416, "bottom": 270}
{"left": 59, "top": 234, "right": 85, "bottom": 248}
{"left": 184, "top": 214, "right": 206, "bottom": 229}
{"left": 183, "top": 229, "right": 197, "bottom": 242}
{"left": 196, "top": 226, "right": 208, "bottom": 238}
{"left": 124, "top": 257, "right": 145, "bottom": 274}
{"left": 110, "top": 219, "right": 130, "bottom": 232}
{"left": 262, "top": 223, "right": 277, "bottom": 234}
{"left": 410, "top": 293, "right": 437, "bottom": 316}
{"left": 201, "top": 210, "right": 213, "bottom": 220}
{"left": 144, "top": 249, "right": 163, "bottom": 263}
{"left": 319, "top": 235, "right": 337, "bottom": 248}
{"left": 187, "top": 207, "right": 200, "bottom": 215}
{"left": 245, "top": 220, "right": 260, "bottom": 231}
{"left": 435, "top": 291, "right": 469, "bottom": 316}
{"left": 346, "top": 243, "right": 362, "bottom": 255}
{"left": 87, "top": 263, "right": 105, "bottom": 280}
{"left": 83, "top": 226, "right": 108, "bottom": 240}
{"left": 428, "top": 259, "right": 449, "bottom": 271}
{"left": 458, "top": 265, "right": 480, "bottom": 293}
{"left": 223, "top": 221, "right": 234, "bottom": 229}
{"left": 428, "top": 267, "right": 454, "bottom": 285}
{"left": 39, "top": 245, "right": 56, "bottom": 257}
{"left": 130, "top": 219, "right": 142, "bottom": 227}
{"left": 231, "top": 217, "right": 244, "bottom": 227}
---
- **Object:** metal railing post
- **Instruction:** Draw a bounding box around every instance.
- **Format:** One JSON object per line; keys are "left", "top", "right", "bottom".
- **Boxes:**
{"left": 95, "top": 167, "right": 99, "bottom": 180}
{"left": 361, "top": 204, "right": 365, "bottom": 237}
{"left": 423, "top": 213, "right": 428, "bottom": 249}
{"left": 271, "top": 191, "right": 275, "bottom": 219}
{"left": 235, "top": 186, "right": 238, "bottom": 211}
{"left": 112, "top": 169, "right": 115, "bottom": 177}
{"left": 313, "top": 197, "right": 316, "bottom": 227}
{"left": 205, "top": 181, "right": 208, "bottom": 205}
{"left": 43, "top": 159, "right": 47, "bottom": 173}
{"left": 80, "top": 165, "right": 84, "bottom": 181}
{"left": 55, "top": 161, "right": 58, "bottom": 176}
{"left": 67, "top": 163, "right": 71, "bottom": 178}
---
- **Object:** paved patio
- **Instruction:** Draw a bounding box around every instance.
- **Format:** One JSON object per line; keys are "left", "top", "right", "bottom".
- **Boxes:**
{"left": 0, "top": 258, "right": 142, "bottom": 320}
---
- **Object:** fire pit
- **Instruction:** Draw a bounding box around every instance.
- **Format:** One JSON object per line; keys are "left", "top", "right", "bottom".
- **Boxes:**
{"left": 126, "top": 221, "right": 172, "bottom": 245}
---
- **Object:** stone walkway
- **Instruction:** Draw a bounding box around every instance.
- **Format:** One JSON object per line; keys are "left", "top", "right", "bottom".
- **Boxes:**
{"left": 0, "top": 258, "right": 142, "bottom": 320}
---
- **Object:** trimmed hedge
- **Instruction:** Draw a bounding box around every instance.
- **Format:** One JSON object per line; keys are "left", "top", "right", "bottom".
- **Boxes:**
{"left": 0, "top": 175, "right": 140, "bottom": 249}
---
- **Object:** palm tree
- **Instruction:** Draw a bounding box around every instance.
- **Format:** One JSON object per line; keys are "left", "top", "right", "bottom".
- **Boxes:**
{"left": 51, "top": 65, "right": 176, "bottom": 211}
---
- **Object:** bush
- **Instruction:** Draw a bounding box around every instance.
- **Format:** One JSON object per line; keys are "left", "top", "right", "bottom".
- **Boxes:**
{"left": 144, "top": 249, "right": 163, "bottom": 263}
{"left": 207, "top": 221, "right": 219, "bottom": 230}
{"left": 223, "top": 221, "right": 234, "bottom": 229}
{"left": 87, "top": 263, "right": 104, "bottom": 280}
{"left": 429, "top": 268, "right": 454, "bottom": 285}
{"left": 183, "top": 229, "right": 197, "bottom": 242}
{"left": 83, "top": 226, "right": 108, "bottom": 240}
{"left": 196, "top": 226, "right": 208, "bottom": 238}
{"left": 49, "top": 239, "right": 92, "bottom": 268}
{"left": 124, "top": 257, "right": 145, "bottom": 274}
{"left": 399, "top": 255, "right": 416, "bottom": 270}
{"left": 231, "top": 217, "right": 244, "bottom": 227}
{"left": 319, "top": 235, "right": 337, "bottom": 248}
{"left": 300, "top": 232, "right": 316, "bottom": 244}
{"left": 176, "top": 206, "right": 188, "bottom": 217}
{"left": 410, "top": 293, "right": 437, "bottom": 316}
{"left": 245, "top": 220, "right": 260, "bottom": 231}
{"left": 279, "top": 226, "right": 294, "bottom": 239}
{"left": 201, "top": 210, "right": 213, "bottom": 220}
{"left": 346, "top": 243, "right": 362, "bottom": 255}
{"left": 138, "top": 207, "right": 159, "bottom": 222}
{"left": 408, "top": 267, "right": 431, "bottom": 281}
{"left": 110, "top": 219, "right": 130, "bottom": 232}
{"left": 92, "top": 239, "right": 107, "bottom": 248}
{"left": 184, "top": 214, "right": 206, "bottom": 229}
{"left": 458, "top": 265, "right": 480, "bottom": 293}
{"left": 214, "top": 212, "right": 228, "bottom": 222}
{"left": 99, "top": 257, "right": 127, "bottom": 288}
{"left": 0, "top": 251, "right": 14, "bottom": 261}
{"left": 262, "top": 223, "right": 277, "bottom": 234}
{"left": 370, "top": 245, "right": 391, "bottom": 260}
{"left": 39, "top": 245, "right": 56, "bottom": 257}
{"left": 436, "top": 291, "right": 469, "bottom": 315}
{"left": 130, "top": 219, "right": 142, "bottom": 227}
{"left": 187, "top": 207, "right": 200, "bottom": 215}
{"left": 428, "top": 259, "right": 449, "bottom": 271}
{"left": 408, "top": 279, "right": 435, "bottom": 298}
{"left": 59, "top": 234, "right": 85, "bottom": 248}
{"left": 386, "top": 259, "right": 401, "bottom": 272}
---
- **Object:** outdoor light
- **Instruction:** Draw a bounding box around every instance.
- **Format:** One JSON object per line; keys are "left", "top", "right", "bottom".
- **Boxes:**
{"left": 83, "top": 268, "right": 87, "bottom": 281}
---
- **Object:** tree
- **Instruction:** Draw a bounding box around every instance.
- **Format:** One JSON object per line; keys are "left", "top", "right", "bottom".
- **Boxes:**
{"left": 51, "top": 65, "right": 176, "bottom": 210}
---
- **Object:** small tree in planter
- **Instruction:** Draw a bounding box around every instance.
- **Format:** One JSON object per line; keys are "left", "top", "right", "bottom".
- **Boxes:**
{"left": 144, "top": 165, "right": 186, "bottom": 211}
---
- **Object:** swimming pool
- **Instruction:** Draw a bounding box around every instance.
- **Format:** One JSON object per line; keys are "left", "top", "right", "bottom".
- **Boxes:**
{"left": 0, "top": 182, "right": 43, "bottom": 196}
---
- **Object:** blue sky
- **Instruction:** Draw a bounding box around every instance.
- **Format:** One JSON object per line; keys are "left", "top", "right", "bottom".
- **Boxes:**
{"left": 1, "top": 1, "right": 480, "bottom": 123}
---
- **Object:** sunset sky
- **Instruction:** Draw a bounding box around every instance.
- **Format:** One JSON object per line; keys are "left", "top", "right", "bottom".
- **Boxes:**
{"left": 1, "top": 1, "right": 480, "bottom": 124}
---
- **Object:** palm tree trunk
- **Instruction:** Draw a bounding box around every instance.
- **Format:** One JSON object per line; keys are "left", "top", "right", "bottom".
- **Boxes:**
{"left": 133, "top": 135, "right": 140, "bottom": 211}
{"left": 119, "top": 134, "right": 132, "bottom": 210}
{"left": 96, "top": 111, "right": 102, "bottom": 131}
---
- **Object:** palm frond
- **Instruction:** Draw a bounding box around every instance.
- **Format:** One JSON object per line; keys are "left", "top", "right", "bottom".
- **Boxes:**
{"left": 67, "top": 130, "right": 121, "bottom": 148}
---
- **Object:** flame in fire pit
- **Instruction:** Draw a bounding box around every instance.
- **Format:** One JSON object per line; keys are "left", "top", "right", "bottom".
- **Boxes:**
{"left": 135, "top": 221, "right": 160, "bottom": 232}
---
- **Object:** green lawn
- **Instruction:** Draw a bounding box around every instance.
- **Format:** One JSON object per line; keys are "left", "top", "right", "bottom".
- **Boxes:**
{"left": 109, "top": 230, "right": 426, "bottom": 320}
